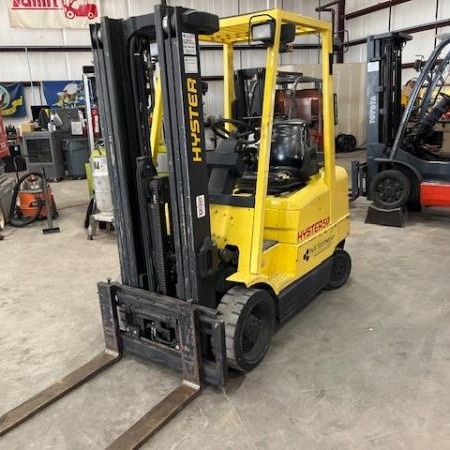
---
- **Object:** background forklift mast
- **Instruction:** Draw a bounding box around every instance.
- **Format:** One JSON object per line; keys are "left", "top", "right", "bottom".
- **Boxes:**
{"left": 351, "top": 32, "right": 411, "bottom": 201}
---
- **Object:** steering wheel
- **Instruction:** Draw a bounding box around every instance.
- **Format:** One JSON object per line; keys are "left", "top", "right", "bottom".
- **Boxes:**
{"left": 210, "top": 118, "right": 260, "bottom": 144}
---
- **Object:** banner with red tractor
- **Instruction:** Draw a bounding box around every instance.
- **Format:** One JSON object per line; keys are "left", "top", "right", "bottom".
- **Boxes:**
{"left": 9, "top": 0, "right": 101, "bottom": 29}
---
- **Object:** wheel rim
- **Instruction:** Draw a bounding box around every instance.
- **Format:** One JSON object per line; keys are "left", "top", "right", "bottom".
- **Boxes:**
{"left": 374, "top": 175, "right": 406, "bottom": 205}
{"left": 242, "top": 313, "right": 262, "bottom": 353}
{"left": 240, "top": 302, "right": 272, "bottom": 364}
{"left": 331, "top": 255, "right": 347, "bottom": 283}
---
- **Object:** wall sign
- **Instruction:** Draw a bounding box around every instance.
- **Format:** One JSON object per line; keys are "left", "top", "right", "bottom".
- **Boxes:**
{"left": 42, "top": 80, "right": 84, "bottom": 106}
{"left": 0, "top": 83, "right": 26, "bottom": 117}
{"left": 9, "top": 0, "right": 101, "bottom": 29}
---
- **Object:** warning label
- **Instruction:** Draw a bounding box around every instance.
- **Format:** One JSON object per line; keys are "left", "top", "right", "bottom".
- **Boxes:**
{"left": 182, "top": 33, "right": 197, "bottom": 55}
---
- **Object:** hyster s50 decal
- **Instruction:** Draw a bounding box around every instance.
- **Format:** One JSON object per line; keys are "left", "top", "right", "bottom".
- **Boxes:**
{"left": 187, "top": 77, "right": 202, "bottom": 163}
{"left": 297, "top": 217, "right": 330, "bottom": 242}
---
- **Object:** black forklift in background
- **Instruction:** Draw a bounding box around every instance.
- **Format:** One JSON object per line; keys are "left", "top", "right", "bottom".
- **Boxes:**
{"left": 351, "top": 31, "right": 412, "bottom": 225}
{"left": 352, "top": 31, "right": 450, "bottom": 226}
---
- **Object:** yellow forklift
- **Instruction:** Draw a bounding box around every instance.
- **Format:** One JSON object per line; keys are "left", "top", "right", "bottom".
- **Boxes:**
{"left": 0, "top": 5, "right": 351, "bottom": 448}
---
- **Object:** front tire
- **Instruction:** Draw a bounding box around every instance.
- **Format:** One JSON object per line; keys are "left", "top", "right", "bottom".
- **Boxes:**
{"left": 371, "top": 169, "right": 411, "bottom": 209}
{"left": 218, "top": 286, "right": 275, "bottom": 373}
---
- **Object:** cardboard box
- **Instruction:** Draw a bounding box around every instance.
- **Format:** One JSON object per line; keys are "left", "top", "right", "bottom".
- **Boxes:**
{"left": 20, "top": 123, "right": 35, "bottom": 133}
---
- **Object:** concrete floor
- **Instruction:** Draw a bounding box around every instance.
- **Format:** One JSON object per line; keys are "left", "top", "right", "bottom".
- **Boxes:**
{"left": 2, "top": 162, "right": 450, "bottom": 449}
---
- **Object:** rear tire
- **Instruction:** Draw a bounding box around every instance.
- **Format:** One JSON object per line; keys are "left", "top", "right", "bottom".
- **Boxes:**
{"left": 218, "top": 286, "right": 275, "bottom": 373}
{"left": 324, "top": 248, "right": 351, "bottom": 290}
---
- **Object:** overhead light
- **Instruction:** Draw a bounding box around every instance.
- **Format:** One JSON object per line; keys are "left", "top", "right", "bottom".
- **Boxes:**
{"left": 251, "top": 20, "right": 275, "bottom": 45}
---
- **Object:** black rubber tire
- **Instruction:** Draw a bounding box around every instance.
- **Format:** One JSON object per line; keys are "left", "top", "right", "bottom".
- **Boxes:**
{"left": 371, "top": 169, "right": 411, "bottom": 209}
{"left": 404, "top": 173, "right": 421, "bottom": 212}
{"left": 324, "top": 248, "right": 352, "bottom": 290}
{"left": 218, "top": 286, "right": 276, "bottom": 373}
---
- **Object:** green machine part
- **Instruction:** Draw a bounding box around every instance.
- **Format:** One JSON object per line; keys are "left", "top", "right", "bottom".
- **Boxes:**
{"left": 86, "top": 146, "right": 107, "bottom": 196}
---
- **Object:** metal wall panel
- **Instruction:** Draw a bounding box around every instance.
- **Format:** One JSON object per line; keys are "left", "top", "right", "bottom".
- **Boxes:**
{"left": 402, "top": 68, "right": 417, "bottom": 84}
{"left": 282, "top": 0, "right": 322, "bottom": 44}
{"left": 282, "top": 0, "right": 319, "bottom": 15}
{"left": 0, "top": 53, "right": 29, "bottom": 81}
{"left": 2, "top": 0, "right": 445, "bottom": 130}
{"left": 281, "top": 49, "right": 321, "bottom": 65}
{"left": 25, "top": 52, "right": 91, "bottom": 80}
{"left": 347, "top": 9, "right": 390, "bottom": 41}
{"left": 402, "top": 30, "right": 437, "bottom": 64}
{"left": 238, "top": 0, "right": 270, "bottom": 14}
{"left": 203, "top": 80, "right": 224, "bottom": 117}
{"left": 180, "top": 0, "right": 239, "bottom": 16}
{"left": 437, "top": 0, "right": 450, "bottom": 36}
{"left": 438, "top": 0, "right": 450, "bottom": 18}
{"left": 346, "top": 0, "right": 380, "bottom": 14}
{"left": 390, "top": 0, "right": 437, "bottom": 30}
{"left": 344, "top": 45, "right": 366, "bottom": 64}
{"left": 239, "top": 49, "right": 268, "bottom": 69}
{"left": 280, "top": 62, "right": 367, "bottom": 144}
{"left": 200, "top": 50, "right": 224, "bottom": 77}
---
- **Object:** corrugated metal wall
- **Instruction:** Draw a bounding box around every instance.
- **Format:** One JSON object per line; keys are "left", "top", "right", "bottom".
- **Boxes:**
{"left": 282, "top": 63, "right": 367, "bottom": 145}
{"left": 345, "top": 0, "right": 445, "bottom": 69}
{"left": 0, "top": 0, "right": 446, "bottom": 141}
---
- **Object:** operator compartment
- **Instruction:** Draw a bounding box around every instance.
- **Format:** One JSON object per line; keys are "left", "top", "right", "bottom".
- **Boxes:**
{"left": 206, "top": 68, "right": 325, "bottom": 208}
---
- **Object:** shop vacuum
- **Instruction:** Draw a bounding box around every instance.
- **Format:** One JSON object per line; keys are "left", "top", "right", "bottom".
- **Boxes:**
{"left": 9, "top": 171, "right": 59, "bottom": 233}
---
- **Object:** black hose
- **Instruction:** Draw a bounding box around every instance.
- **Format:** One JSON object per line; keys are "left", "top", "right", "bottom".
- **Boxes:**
{"left": 406, "top": 93, "right": 450, "bottom": 145}
{"left": 9, "top": 172, "right": 45, "bottom": 228}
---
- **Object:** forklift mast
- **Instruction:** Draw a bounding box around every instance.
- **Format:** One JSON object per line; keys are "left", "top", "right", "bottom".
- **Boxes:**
{"left": 91, "top": 6, "right": 218, "bottom": 307}
{"left": 88, "top": 5, "right": 227, "bottom": 389}
{"left": 366, "top": 32, "right": 411, "bottom": 158}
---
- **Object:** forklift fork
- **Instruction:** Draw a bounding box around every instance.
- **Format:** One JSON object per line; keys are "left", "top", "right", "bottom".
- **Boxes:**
{"left": 0, "top": 353, "right": 119, "bottom": 438}
{"left": 0, "top": 282, "right": 225, "bottom": 448}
